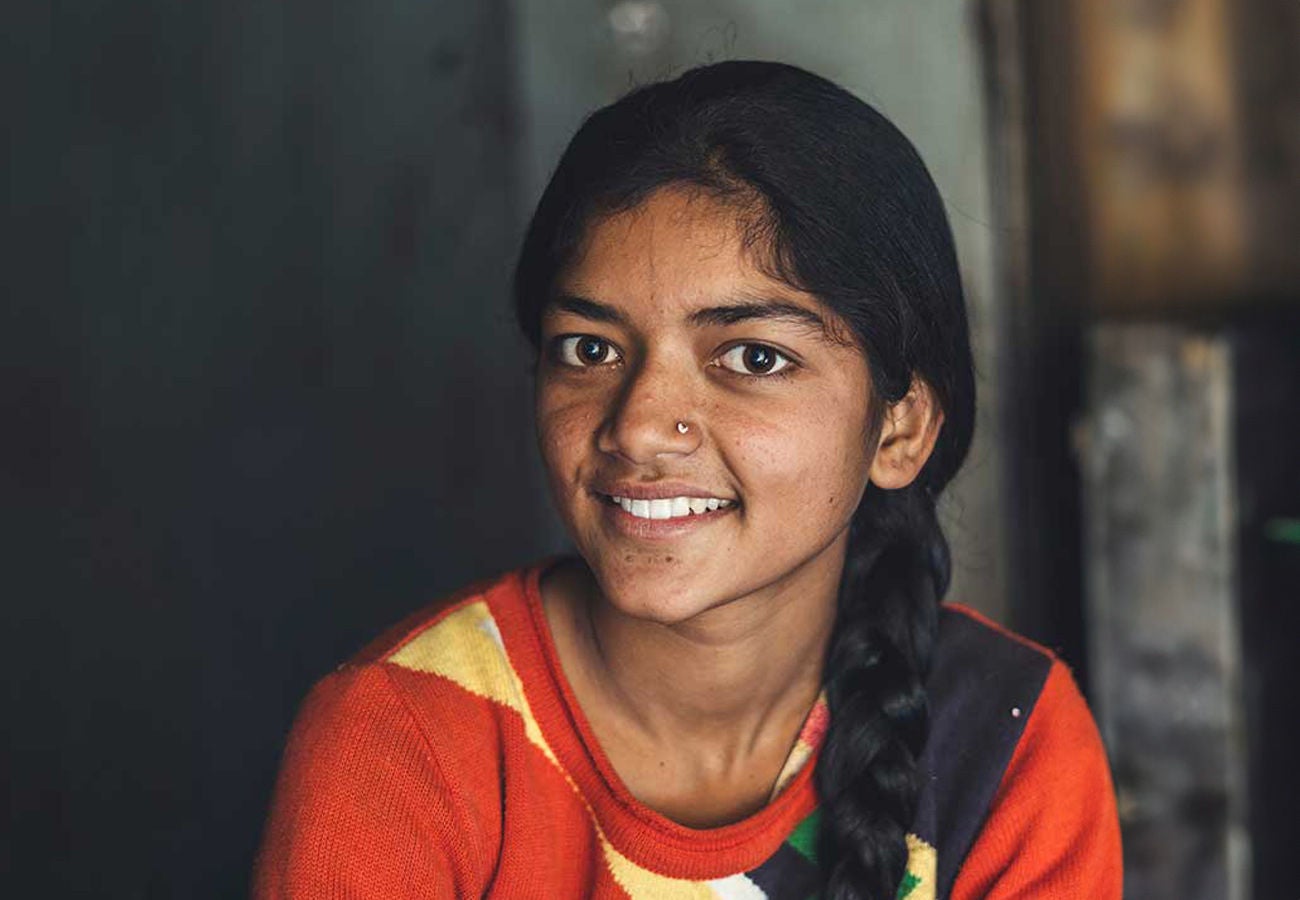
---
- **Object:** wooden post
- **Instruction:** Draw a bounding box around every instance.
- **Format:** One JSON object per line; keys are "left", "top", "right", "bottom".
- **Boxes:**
{"left": 1081, "top": 325, "right": 1250, "bottom": 899}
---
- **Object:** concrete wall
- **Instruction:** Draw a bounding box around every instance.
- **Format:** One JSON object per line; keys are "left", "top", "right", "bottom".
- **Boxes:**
{"left": 6, "top": 1, "right": 544, "bottom": 894}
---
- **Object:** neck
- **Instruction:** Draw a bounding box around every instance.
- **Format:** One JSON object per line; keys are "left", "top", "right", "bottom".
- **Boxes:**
{"left": 575, "top": 545, "right": 843, "bottom": 758}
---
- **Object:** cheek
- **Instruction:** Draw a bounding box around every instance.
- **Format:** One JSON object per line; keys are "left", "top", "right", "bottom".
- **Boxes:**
{"left": 536, "top": 389, "right": 600, "bottom": 482}
{"left": 726, "top": 400, "right": 872, "bottom": 521}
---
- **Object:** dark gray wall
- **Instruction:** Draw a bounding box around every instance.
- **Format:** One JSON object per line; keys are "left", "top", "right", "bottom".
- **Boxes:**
{"left": 5, "top": 1, "right": 556, "bottom": 895}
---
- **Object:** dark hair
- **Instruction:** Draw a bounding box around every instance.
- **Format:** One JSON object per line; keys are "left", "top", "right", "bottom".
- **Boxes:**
{"left": 513, "top": 61, "right": 975, "bottom": 900}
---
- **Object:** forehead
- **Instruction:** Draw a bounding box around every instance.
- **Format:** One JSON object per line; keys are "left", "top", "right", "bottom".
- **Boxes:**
{"left": 555, "top": 187, "right": 814, "bottom": 321}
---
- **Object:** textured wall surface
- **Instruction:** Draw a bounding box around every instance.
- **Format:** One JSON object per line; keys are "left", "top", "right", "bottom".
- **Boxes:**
{"left": 6, "top": 2, "right": 548, "bottom": 895}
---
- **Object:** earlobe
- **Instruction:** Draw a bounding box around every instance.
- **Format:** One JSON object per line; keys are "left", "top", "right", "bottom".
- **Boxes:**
{"left": 869, "top": 379, "right": 945, "bottom": 490}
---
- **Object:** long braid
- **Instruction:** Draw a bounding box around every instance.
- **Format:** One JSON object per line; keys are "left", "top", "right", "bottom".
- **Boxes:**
{"left": 816, "top": 484, "right": 949, "bottom": 900}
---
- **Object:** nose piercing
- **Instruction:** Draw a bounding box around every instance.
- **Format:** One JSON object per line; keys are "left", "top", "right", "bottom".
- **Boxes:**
{"left": 676, "top": 421, "right": 690, "bottom": 434}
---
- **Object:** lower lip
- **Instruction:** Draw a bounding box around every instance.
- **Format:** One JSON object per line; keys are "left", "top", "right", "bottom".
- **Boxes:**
{"left": 600, "top": 499, "right": 737, "bottom": 540}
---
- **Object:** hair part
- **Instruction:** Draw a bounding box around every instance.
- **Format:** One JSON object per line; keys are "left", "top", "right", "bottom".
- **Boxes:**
{"left": 514, "top": 60, "right": 974, "bottom": 900}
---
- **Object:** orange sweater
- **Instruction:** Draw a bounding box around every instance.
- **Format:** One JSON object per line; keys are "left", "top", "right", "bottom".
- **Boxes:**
{"left": 254, "top": 564, "right": 1121, "bottom": 898}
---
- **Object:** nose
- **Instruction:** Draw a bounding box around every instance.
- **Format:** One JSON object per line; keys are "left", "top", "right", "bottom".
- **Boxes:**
{"left": 597, "top": 355, "right": 701, "bottom": 464}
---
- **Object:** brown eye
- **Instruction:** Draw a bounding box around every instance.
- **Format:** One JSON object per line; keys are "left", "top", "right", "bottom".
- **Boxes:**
{"left": 717, "top": 343, "right": 792, "bottom": 376}
{"left": 556, "top": 335, "right": 621, "bottom": 367}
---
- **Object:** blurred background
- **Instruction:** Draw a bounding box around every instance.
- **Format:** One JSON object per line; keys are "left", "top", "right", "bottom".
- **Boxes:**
{"left": 4, "top": 0, "right": 1297, "bottom": 897}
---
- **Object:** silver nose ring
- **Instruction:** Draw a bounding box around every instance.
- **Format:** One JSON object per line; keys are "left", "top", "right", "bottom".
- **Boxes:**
{"left": 676, "top": 421, "right": 690, "bottom": 434}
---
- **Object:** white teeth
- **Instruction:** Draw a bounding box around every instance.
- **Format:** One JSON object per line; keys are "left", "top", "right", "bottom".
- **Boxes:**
{"left": 609, "top": 494, "right": 735, "bottom": 520}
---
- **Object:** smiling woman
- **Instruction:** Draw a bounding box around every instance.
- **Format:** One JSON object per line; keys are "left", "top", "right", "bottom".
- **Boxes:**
{"left": 253, "top": 62, "right": 1121, "bottom": 899}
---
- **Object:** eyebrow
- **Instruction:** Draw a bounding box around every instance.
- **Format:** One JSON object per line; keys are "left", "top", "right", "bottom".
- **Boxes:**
{"left": 548, "top": 295, "right": 827, "bottom": 331}
{"left": 549, "top": 295, "right": 629, "bottom": 326}
{"left": 687, "top": 300, "right": 826, "bottom": 330}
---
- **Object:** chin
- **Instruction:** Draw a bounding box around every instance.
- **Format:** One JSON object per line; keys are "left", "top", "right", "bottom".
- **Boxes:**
{"left": 586, "top": 548, "right": 729, "bottom": 625}
{"left": 605, "top": 586, "right": 721, "bottom": 627}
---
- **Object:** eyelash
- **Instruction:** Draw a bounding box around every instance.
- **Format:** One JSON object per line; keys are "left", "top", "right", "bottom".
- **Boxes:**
{"left": 548, "top": 334, "right": 799, "bottom": 380}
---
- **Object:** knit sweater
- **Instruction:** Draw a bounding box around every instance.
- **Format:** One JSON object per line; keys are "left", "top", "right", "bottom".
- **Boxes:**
{"left": 254, "top": 562, "right": 1122, "bottom": 899}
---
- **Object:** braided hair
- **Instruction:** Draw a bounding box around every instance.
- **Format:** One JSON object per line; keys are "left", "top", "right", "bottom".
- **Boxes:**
{"left": 513, "top": 61, "right": 975, "bottom": 900}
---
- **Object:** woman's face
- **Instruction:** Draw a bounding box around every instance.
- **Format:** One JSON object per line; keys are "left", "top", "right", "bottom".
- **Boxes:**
{"left": 536, "top": 187, "right": 876, "bottom": 625}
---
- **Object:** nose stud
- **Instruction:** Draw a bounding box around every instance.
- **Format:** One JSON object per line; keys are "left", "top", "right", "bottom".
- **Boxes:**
{"left": 676, "top": 421, "right": 690, "bottom": 434}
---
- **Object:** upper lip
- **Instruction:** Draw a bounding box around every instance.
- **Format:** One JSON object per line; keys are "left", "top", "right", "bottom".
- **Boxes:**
{"left": 592, "top": 481, "right": 737, "bottom": 502}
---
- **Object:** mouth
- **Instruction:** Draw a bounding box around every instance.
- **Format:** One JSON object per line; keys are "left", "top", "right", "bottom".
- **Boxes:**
{"left": 600, "top": 492, "right": 736, "bottom": 521}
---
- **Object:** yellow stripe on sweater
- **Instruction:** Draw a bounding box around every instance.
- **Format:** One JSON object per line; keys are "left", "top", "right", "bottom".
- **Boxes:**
{"left": 387, "top": 600, "right": 559, "bottom": 767}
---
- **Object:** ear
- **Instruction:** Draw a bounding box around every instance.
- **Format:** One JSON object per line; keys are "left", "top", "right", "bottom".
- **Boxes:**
{"left": 869, "top": 378, "right": 945, "bottom": 490}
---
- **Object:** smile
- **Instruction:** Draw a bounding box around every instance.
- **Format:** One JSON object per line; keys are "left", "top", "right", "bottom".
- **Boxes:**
{"left": 605, "top": 494, "right": 735, "bottom": 520}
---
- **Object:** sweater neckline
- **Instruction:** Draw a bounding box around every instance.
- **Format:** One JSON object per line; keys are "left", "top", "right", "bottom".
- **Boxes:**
{"left": 494, "top": 559, "right": 821, "bottom": 878}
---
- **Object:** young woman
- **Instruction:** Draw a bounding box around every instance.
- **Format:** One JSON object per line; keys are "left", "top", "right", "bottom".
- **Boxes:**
{"left": 254, "top": 61, "right": 1122, "bottom": 899}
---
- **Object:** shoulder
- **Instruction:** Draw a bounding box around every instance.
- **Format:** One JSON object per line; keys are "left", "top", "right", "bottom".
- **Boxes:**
{"left": 921, "top": 604, "right": 1122, "bottom": 899}
{"left": 933, "top": 602, "right": 1057, "bottom": 702}
{"left": 916, "top": 604, "right": 1056, "bottom": 892}
{"left": 926, "top": 604, "right": 1063, "bottom": 774}
{"left": 253, "top": 563, "right": 551, "bottom": 898}
{"left": 311, "top": 562, "right": 552, "bottom": 767}
{"left": 929, "top": 604, "right": 1102, "bottom": 765}
{"left": 950, "top": 656, "right": 1123, "bottom": 898}
{"left": 274, "top": 564, "right": 535, "bottom": 744}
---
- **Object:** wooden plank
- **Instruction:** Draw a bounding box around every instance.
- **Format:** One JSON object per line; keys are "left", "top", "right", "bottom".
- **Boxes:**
{"left": 1081, "top": 325, "right": 1250, "bottom": 899}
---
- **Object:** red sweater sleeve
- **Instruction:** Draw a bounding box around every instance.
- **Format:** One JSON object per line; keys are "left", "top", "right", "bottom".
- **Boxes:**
{"left": 950, "top": 660, "right": 1123, "bottom": 899}
{"left": 251, "top": 664, "right": 484, "bottom": 899}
